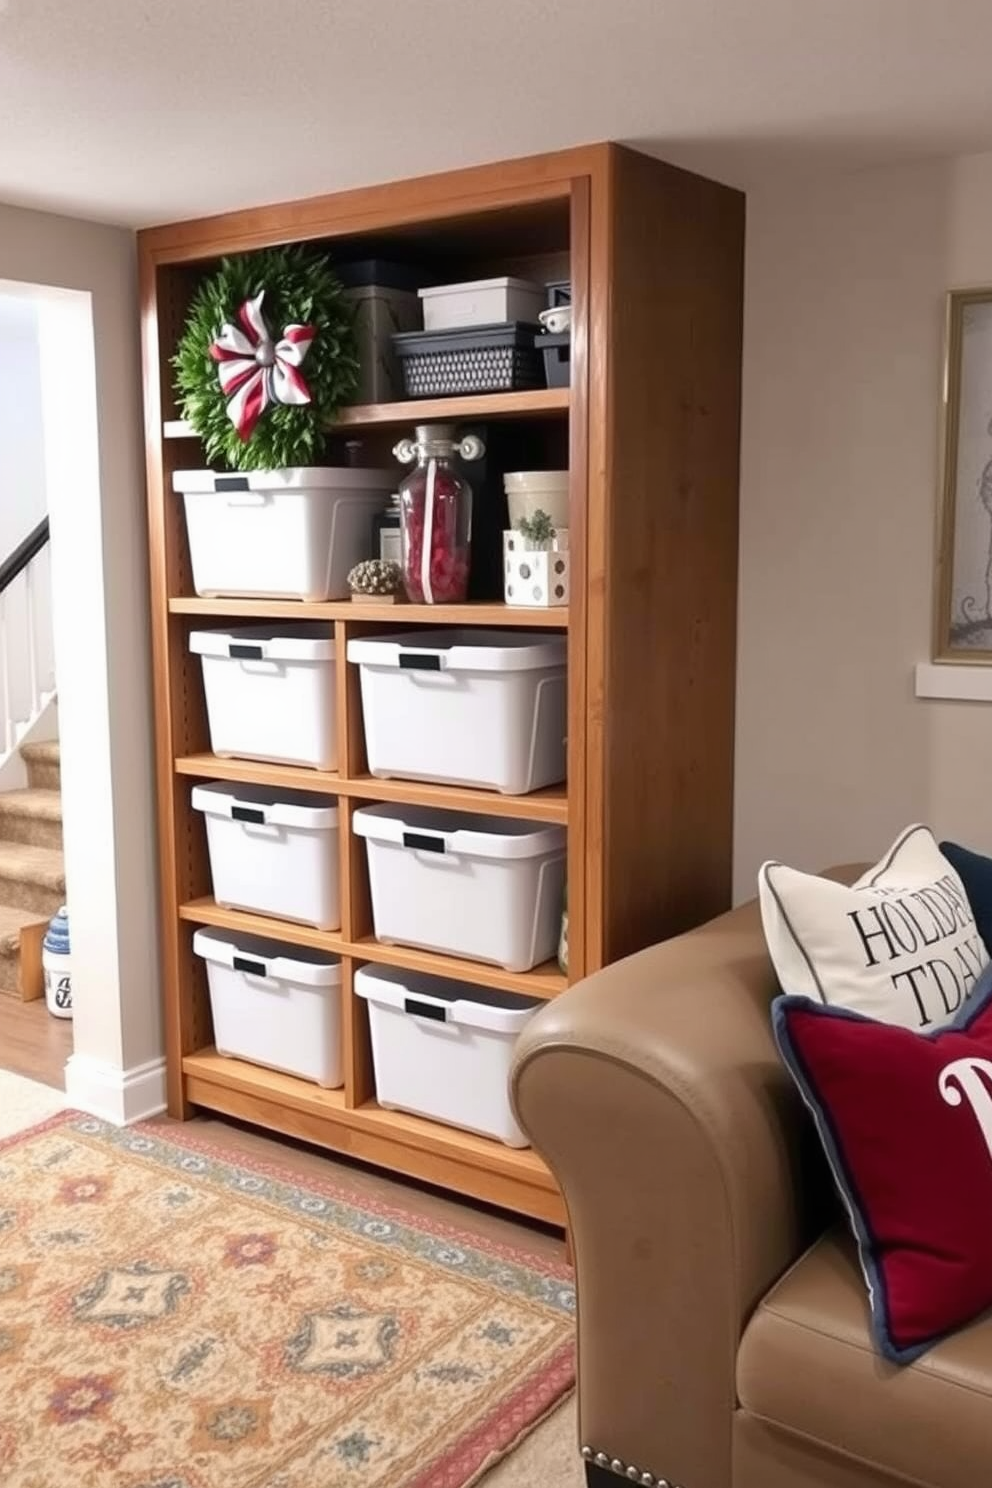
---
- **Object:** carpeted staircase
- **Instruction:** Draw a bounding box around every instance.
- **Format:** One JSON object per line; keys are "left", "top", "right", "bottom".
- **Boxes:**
{"left": 0, "top": 740, "right": 63, "bottom": 1000}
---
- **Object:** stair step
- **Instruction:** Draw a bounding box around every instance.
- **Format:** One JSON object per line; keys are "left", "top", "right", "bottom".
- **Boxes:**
{"left": 20, "top": 739, "right": 60, "bottom": 791}
{"left": 0, "top": 904, "right": 48, "bottom": 956}
{"left": 0, "top": 842, "right": 64, "bottom": 917}
{"left": 0, "top": 904, "right": 48, "bottom": 1000}
{"left": 20, "top": 741, "right": 60, "bottom": 766}
{"left": 0, "top": 789, "right": 62, "bottom": 849}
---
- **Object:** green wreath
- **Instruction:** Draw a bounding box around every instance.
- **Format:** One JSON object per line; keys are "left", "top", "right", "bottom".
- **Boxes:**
{"left": 173, "top": 246, "right": 359, "bottom": 472}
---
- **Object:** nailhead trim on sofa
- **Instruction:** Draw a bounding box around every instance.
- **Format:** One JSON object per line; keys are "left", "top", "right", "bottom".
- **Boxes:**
{"left": 581, "top": 1443, "right": 681, "bottom": 1487}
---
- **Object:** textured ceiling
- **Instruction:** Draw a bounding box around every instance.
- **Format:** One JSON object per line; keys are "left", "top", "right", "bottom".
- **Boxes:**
{"left": 3, "top": 0, "right": 992, "bottom": 227}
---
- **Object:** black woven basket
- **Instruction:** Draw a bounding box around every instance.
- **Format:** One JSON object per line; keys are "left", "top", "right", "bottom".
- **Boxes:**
{"left": 392, "top": 322, "right": 544, "bottom": 397}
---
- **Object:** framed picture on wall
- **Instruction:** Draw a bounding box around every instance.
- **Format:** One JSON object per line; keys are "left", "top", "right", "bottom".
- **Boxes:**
{"left": 935, "top": 288, "right": 992, "bottom": 660}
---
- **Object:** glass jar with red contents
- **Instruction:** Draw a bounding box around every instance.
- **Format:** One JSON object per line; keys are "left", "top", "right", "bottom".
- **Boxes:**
{"left": 393, "top": 424, "right": 484, "bottom": 604}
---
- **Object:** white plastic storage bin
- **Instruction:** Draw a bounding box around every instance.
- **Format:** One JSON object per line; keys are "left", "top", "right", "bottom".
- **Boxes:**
{"left": 355, "top": 965, "right": 541, "bottom": 1145}
{"left": 193, "top": 928, "right": 343, "bottom": 1088}
{"left": 418, "top": 277, "right": 544, "bottom": 332}
{"left": 192, "top": 782, "right": 341, "bottom": 929}
{"left": 353, "top": 804, "right": 566, "bottom": 971}
{"left": 191, "top": 626, "right": 337, "bottom": 770}
{"left": 173, "top": 466, "right": 395, "bottom": 601}
{"left": 347, "top": 629, "right": 567, "bottom": 795}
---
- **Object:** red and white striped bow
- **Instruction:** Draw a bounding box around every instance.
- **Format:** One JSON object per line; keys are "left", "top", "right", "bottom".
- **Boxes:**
{"left": 209, "top": 291, "right": 315, "bottom": 442}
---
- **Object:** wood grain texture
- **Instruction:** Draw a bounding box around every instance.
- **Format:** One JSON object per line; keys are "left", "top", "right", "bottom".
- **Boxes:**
{"left": 336, "top": 388, "right": 569, "bottom": 429}
{"left": 163, "top": 388, "right": 568, "bottom": 439}
{"left": 342, "top": 803, "right": 373, "bottom": 944}
{"left": 177, "top": 900, "right": 565, "bottom": 999}
{"left": 175, "top": 763, "right": 568, "bottom": 823}
{"left": 579, "top": 150, "right": 614, "bottom": 975}
{"left": 349, "top": 939, "right": 566, "bottom": 999}
{"left": 175, "top": 755, "right": 344, "bottom": 795}
{"left": 599, "top": 147, "right": 744, "bottom": 961}
{"left": 168, "top": 598, "right": 569, "bottom": 628}
{"left": 344, "top": 775, "right": 568, "bottom": 823}
{"left": 179, "top": 898, "right": 349, "bottom": 952}
{"left": 565, "top": 174, "right": 591, "bottom": 983}
{"left": 18, "top": 921, "right": 44, "bottom": 1002}
{"left": 138, "top": 147, "right": 603, "bottom": 260}
{"left": 0, "top": 997, "right": 71, "bottom": 1088}
{"left": 341, "top": 957, "right": 374, "bottom": 1110}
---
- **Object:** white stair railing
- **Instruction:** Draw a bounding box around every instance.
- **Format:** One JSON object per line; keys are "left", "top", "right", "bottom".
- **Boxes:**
{"left": 0, "top": 516, "right": 55, "bottom": 763}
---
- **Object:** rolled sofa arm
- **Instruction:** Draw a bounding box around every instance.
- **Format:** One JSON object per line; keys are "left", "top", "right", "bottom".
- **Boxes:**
{"left": 511, "top": 897, "right": 826, "bottom": 1488}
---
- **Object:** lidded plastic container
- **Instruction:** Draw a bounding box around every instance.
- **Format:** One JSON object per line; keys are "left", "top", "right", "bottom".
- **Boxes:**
{"left": 354, "top": 964, "right": 542, "bottom": 1146}
{"left": 43, "top": 905, "right": 73, "bottom": 1019}
{"left": 503, "top": 471, "right": 570, "bottom": 530}
{"left": 393, "top": 424, "right": 484, "bottom": 603}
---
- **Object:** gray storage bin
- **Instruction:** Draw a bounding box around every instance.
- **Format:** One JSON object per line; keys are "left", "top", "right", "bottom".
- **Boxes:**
{"left": 340, "top": 261, "right": 422, "bottom": 404}
{"left": 392, "top": 322, "right": 544, "bottom": 398}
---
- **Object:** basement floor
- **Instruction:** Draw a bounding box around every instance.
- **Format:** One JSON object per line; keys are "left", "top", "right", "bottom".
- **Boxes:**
{"left": 0, "top": 994, "right": 71, "bottom": 1089}
{"left": 0, "top": 995, "right": 576, "bottom": 1486}
{"left": 0, "top": 994, "right": 565, "bottom": 1258}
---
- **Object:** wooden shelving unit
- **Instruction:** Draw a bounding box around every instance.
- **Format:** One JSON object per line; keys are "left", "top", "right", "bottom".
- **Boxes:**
{"left": 139, "top": 144, "right": 744, "bottom": 1227}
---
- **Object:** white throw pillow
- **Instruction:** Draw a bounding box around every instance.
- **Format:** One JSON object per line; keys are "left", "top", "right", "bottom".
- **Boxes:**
{"left": 758, "top": 824, "right": 989, "bottom": 1030}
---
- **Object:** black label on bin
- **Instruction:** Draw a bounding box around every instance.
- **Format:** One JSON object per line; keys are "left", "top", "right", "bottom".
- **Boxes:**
{"left": 402, "top": 831, "right": 445, "bottom": 853}
{"left": 399, "top": 653, "right": 441, "bottom": 671}
{"left": 233, "top": 955, "right": 266, "bottom": 977}
{"left": 232, "top": 806, "right": 266, "bottom": 824}
{"left": 404, "top": 997, "right": 446, "bottom": 1022}
{"left": 215, "top": 476, "right": 250, "bottom": 492}
{"left": 229, "top": 644, "right": 264, "bottom": 660}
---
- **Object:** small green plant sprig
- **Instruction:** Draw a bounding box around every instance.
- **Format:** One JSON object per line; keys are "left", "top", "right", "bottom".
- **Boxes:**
{"left": 515, "top": 509, "right": 556, "bottom": 546}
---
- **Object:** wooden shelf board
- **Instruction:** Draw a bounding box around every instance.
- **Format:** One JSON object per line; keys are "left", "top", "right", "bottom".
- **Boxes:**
{"left": 347, "top": 774, "right": 569, "bottom": 824}
{"left": 350, "top": 937, "right": 568, "bottom": 999}
{"left": 163, "top": 388, "right": 569, "bottom": 442}
{"left": 357, "top": 1099, "right": 550, "bottom": 1178}
{"left": 183, "top": 1050, "right": 349, "bottom": 1116}
{"left": 175, "top": 756, "right": 569, "bottom": 823}
{"left": 176, "top": 755, "right": 344, "bottom": 794}
{"left": 167, "top": 596, "right": 568, "bottom": 627}
{"left": 181, "top": 1048, "right": 562, "bottom": 1223}
{"left": 179, "top": 898, "right": 348, "bottom": 954}
{"left": 334, "top": 388, "right": 570, "bottom": 428}
{"left": 177, "top": 900, "right": 567, "bottom": 999}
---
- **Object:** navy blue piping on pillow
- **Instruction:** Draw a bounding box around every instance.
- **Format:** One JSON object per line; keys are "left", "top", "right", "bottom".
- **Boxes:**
{"left": 772, "top": 962, "right": 992, "bottom": 1367}
{"left": 940, "top": 839, "right": 992, "bottom": 960}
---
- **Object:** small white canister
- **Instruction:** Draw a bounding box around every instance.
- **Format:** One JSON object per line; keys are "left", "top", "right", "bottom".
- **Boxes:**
{"left": 42, "top": 906, "right": 72, "bottom": 1019}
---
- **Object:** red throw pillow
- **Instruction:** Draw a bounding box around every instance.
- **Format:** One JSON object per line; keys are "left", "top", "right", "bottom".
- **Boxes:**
{"left": 773, "top": 965, "right": 992, "bottom": 1362}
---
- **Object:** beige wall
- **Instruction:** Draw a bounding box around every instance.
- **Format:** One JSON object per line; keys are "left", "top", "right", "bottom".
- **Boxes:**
{"left": 0, "top": 204, "right": 162, "bottom": 1109}
{"left": 735, "top": 151, "right": 992, "bottom": 900}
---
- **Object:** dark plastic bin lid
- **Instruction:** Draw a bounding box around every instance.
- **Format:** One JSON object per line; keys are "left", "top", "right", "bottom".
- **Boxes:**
{"left": 393, "top": 322, "right": 542, "bottom": 356}
{"left": 336, "top": 259, "right": 422, "bottom": 292}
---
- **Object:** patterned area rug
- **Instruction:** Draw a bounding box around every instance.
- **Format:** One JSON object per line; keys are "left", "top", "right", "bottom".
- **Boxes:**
{"left": 0, "top": 1113, "right": 575, "bottom": 1488}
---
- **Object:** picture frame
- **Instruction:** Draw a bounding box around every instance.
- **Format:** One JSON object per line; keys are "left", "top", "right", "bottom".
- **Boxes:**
{"left": 934, "top": 288, "right": 992, "bottom": 661}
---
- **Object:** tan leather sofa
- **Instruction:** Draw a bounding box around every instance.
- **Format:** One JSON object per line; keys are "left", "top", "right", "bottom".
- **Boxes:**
{"left": 511, "top": 893, "right": 992, "bottom": 1488}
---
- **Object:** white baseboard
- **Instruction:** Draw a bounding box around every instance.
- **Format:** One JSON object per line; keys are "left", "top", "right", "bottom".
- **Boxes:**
{"left": 64, "top": 1053, "right": 167, "bottom": 1125}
